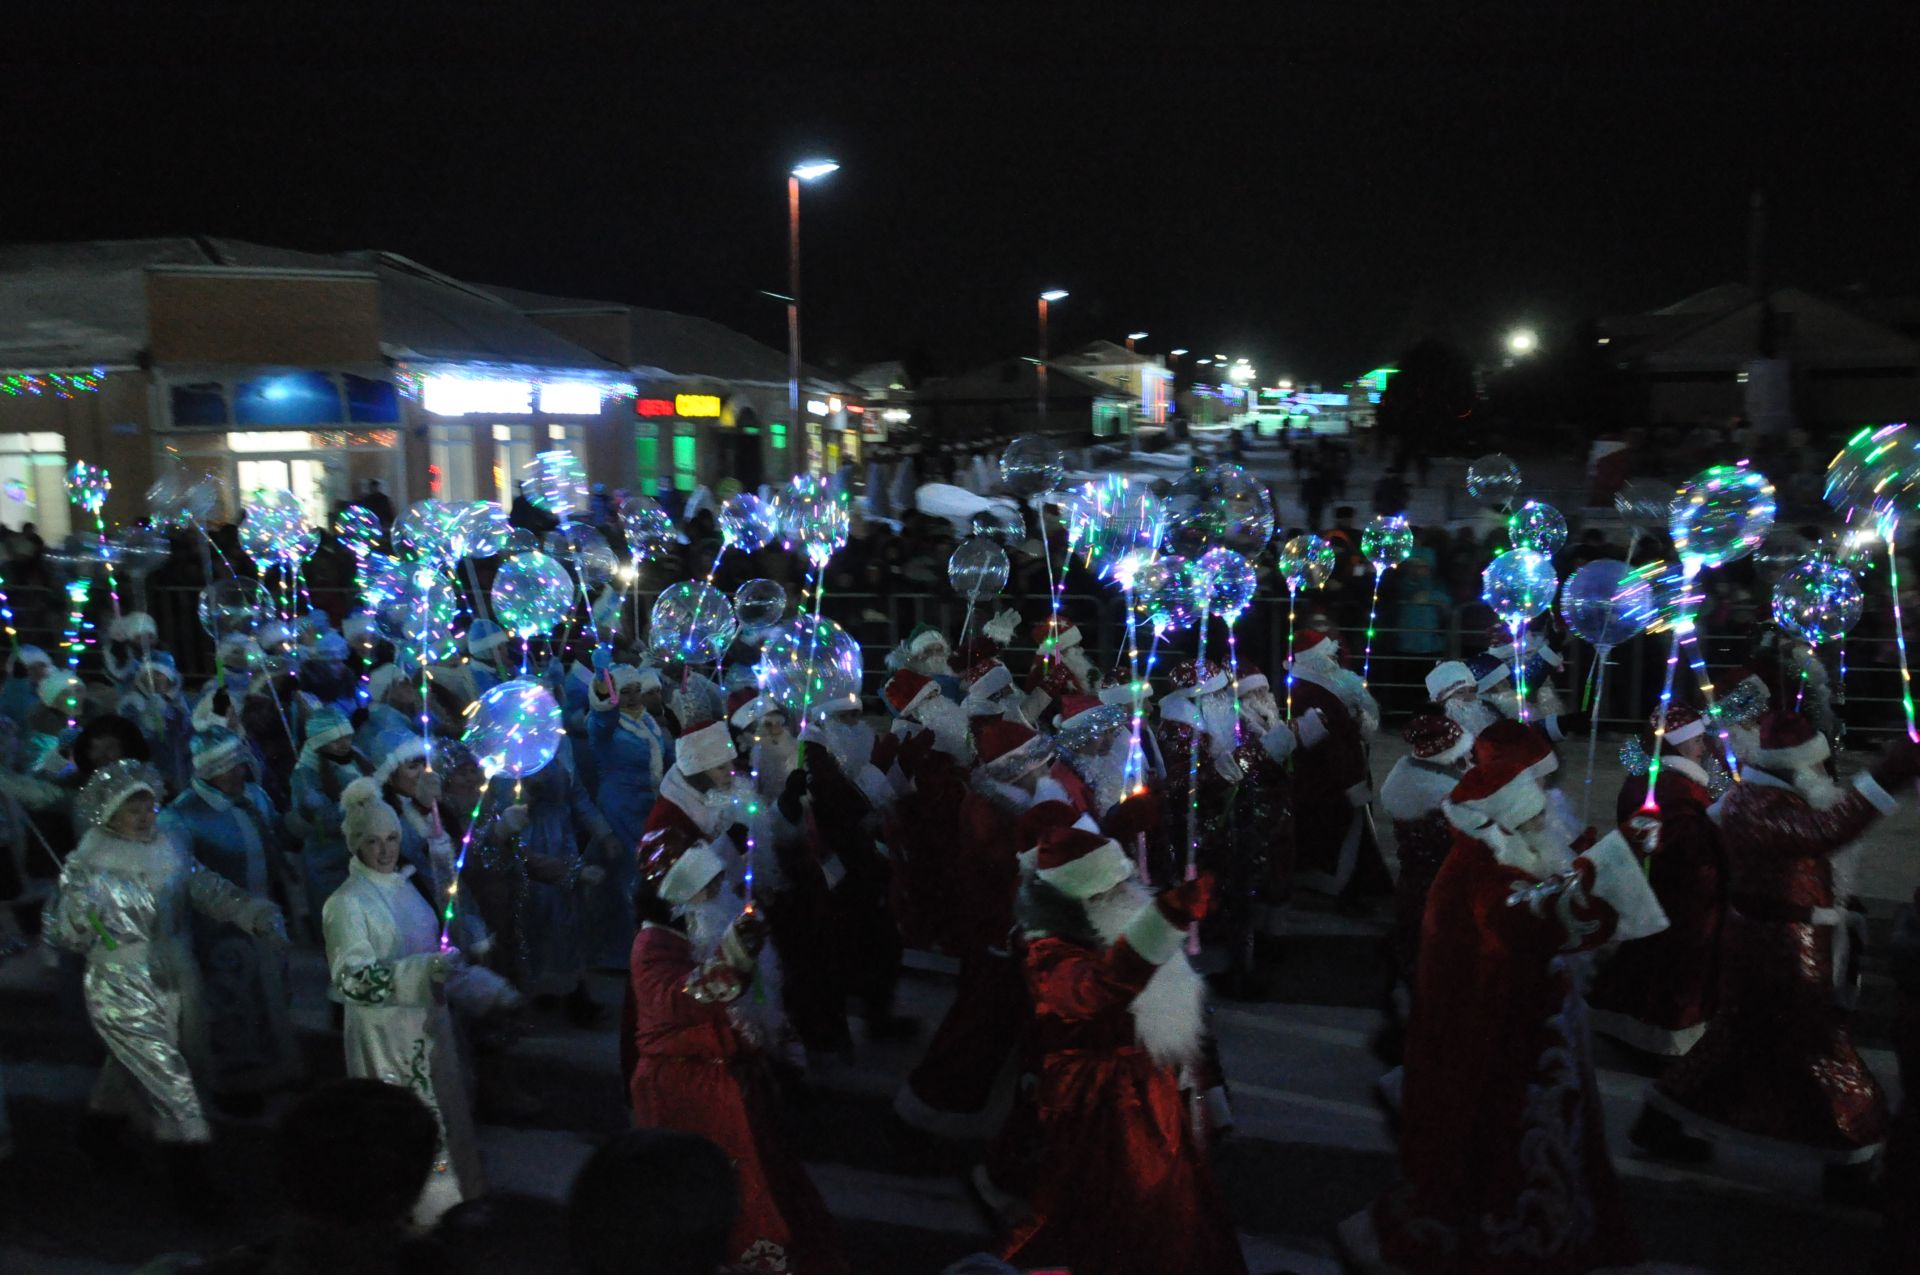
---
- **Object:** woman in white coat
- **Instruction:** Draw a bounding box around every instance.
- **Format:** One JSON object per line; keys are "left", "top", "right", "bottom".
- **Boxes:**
{"left": 322, "top": 776, "right": 487, "bottom": 1225}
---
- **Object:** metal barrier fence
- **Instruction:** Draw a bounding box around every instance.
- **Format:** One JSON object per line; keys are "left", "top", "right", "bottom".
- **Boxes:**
{"left": 17, "top": 583, "right": 1908, "bottom": 745}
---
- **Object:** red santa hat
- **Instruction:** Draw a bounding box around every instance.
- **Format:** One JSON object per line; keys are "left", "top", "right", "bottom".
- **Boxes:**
{"left": 1448, "top": 747, "right": 1548, "bottom": 832}
{"left": 1028, "top": 823, "right": 1132, "bottom": 899}
{"left": 673, "top": 719, "right": 737, "bottom": 777}
{"left": 725, "top": 686, "right": 756, "bottom": 724}
{"left": 1056, "top": 693, "right": 1104, "bottom": 732}
{"left": 1237, "top": 668, "right": 1271, "bottom": 697}
{"left": 1424, "top": 660, "right": 1476, "bottom": 702}
{"left": 1751, "top": 709, "right": 1830, "bottom": 771}
{"left": 1471, "top": 718, "right": 1557, "bottom": 779}
{"left": 1287, "top": 629, "right": 1341, "bottom": 668}
{"left": 1648, "top": 702, "right": 1706, "bottom": 748}
{"left": 965, "top": 657, "right": 1013, "bottom": 701}
{"left": 1031, "top": 616, "right": 1082, "bottom": 651}
{"left": 1166, "top": 658, "right": 1230, "bottom": 696}
{"left": 975, "top": 716, "right": 1052, "bottom": 782}
{"left": 883, "top": 668, "right": 941, "bottom": 717}
{"left": 1404, "top": 708, "right": 1471, "bottom": 765}
{"left": 1099, "top": 680, "right": 1151, "bottom": 709}
{"left": 639, "top": 827, "right": 730, "bottom": 905}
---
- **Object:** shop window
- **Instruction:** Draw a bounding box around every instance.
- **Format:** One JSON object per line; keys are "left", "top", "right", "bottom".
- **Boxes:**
{"left": 233, "top": 371, "right": 344, "bottom": 426}
{"left": 170, "top": 383, "right": 230, "bottom": 426}
{"left": 672, "top": 434, "right": 698, "bottom": 493}
{"left": 770, "top": 421, "right": 787, "bottom": 454}
{"left": 0, "top": 432, "right": 70, "bottom": 538}
{"left": 429, "top": 424, "right": 479, "bottom": 502}
{"left": 636, "top": 431, "right": 659, "bottom": 486}
{"left": 344, "top": 374, "right": 401, "bottom": 423}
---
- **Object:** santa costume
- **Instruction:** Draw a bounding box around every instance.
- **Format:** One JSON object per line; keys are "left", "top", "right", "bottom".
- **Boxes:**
{"left": 1648, "top": 712, "right": 1918, "bottom": 1173}
{"left": 1152, "top": 661, "right": 1242, "bottom": 912}
{"left": 879, "top": 669, "right": 974, "bottom": 951}
{"left": 1286, "top": 631, "right": 1386, "bottom": 899}
{"left": 999, "top": 827, "right": 1247, "bottom": 1275}
{"left": 1023, "top": 616, "right": 1099, "bottom": 720}
{"left": 1342, "top": 731, "right": 1668, "bottom": 1274}
{"left": 1378, "top": 705, "right": 1474, "bottom": 1001}
{"left": 626, "top": 830, "right": 848, "bottom": 1275}
{"left": 1587, "top": 703, "right": 1727, "bottom": 1058}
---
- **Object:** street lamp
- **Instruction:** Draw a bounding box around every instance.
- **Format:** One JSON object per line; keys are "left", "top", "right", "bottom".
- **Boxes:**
{"left": 1506, "top": 328, "right": 1538, "bottom": 357}
{"left": 1125, "top": 330, "right": 1148, "bottom": 353}
{"left": 1037, "top": 289, "right": 1068, "bottom": 421}
{"left": 788, "top": 158, "right": 839, "bottom": 468}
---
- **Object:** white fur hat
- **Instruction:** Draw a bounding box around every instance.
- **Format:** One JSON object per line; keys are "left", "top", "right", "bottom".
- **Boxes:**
{"left": 340, "top": 775, "right": 401, "bottom": 854}
{"left": 367, "top": 663, "right": 409, "bottom": 704}
{"left": 1425, "top": 661, "right": 1475, "bottom": 702}
{"left": 673, "top": 720, "right": 736, "bottom": 777}
{"left": 109, "top": 612, "right": 158, "bottom": 643}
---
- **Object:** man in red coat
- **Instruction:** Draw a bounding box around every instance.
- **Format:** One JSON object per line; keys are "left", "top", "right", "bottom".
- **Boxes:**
{"left": 995, "top": 824, "right": 1245, "bottom": 1275}
{"left": 1589, "top": 703, "right": 1726, "bottom": 1063}
{"left": 1286, "top": 630, "right": 1388, "bottom": 900}
{"left": 627, "top": 820, "right": 847, "bottom": 1274}
{"left": 880, "top": 669, "right": 973, "bottom": 951}
{"left": 1377, "top": 705, "right": 1474, "bottom": 1025}
{"left": 1341, "top": 729, "right": 1669, "bottom": 1274}
{"left": 1648, "top": 711, "right": 1920, "bottom": 1201}
{"left": 1022, "top": 615, "right": 1099, "bottom": 720}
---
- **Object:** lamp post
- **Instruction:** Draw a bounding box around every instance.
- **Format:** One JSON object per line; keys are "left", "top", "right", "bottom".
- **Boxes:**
{"left": 1125, "top": 330, "right": 1148, "bottom": 353}
{"left": 1037, "top": 288, "right": 1068, "bottom": 422}
{"left": 788, "top": 159, "right": 839, "bottom": 471}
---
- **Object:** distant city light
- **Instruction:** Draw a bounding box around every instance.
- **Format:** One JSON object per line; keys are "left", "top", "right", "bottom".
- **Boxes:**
{"left": 1040, "top": 288, "right": 1069, "bottom": 302}
{"left": 537, "top": 381, "right": 603, "bottom": 415}
{"left": 791, "top": 159, "right": 840, "bottom": 181}
{"left": 1127, "top": 331, "right": 1148, "bottom": 341}
{"left": 1171, "top": 347, "right": 1189, "bottom": 356}
{"left": 1507, "top": 329, "right": 1538, "bottom": 356}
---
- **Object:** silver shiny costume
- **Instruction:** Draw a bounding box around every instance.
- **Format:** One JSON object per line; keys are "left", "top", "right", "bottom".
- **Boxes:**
{"left": 46, "top": 761, "right": 277, "bottom": 1143}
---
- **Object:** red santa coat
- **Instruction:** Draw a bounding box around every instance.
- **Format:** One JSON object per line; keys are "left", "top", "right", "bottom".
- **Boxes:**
{"left": 1287, "top": 669, "right": 1384, "bottom": 897}
{"left": 627, "top": 925, "right": 847, "bottom": 1275}
{"left": 1651, "top": 767, "right": 1896, "bottom": 1161}
{"left": 1000, "top": 933, "right": 1248, "bottom": 1275}
{"left": 1586, "top": 760, "right": 1726, "bottom": 1056}
{"left": 1349, "top": 813, "right": 1667, "bottom": 1274}
{"left": 883, "top": 733, "right": 972, "bottom": 952}
{"left": 1378, "top": 755, "right": 1459, "bottom": 991}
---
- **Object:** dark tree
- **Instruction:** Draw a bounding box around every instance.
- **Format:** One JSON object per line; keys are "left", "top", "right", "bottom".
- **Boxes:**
{"left": 1376, "top": 337, "right": 1479, "bottom": 466}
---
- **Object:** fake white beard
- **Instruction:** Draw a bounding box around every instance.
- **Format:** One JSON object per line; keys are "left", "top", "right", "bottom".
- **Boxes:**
{"left": 675, "top": 892, "right": 785, "bottom": 1049}
{"left": 752, "top": 735, "right": 798, "bottom": 796}
{"left": 991, "top": 690, "right": 1034, "bottom": 728}
{"left": 1241, "top": 691, "right": 1280, "bottom": 737}
{"left": 1446, "top": 695, "right": 1498, "bottom": 736}
{"left": 1196, "top": 694, "right": 1245, "bottom": 780}
{"left": 1069, "top": 735, "right": 1135, "bottom": 816}
{"left": 907, "top": 647, "right": 951, "bottom": 678}
{"left": 1059, "top": 644, "right": 1096, "bottom": 690}
{"left": 1517, "top": 819, "right": 1578, "bottom": 876}
{"left": 809, "top": 720, "right": 864, "bottom": 774}
{"left": 912, "top": 695, "right": 975, "bottom": 762}
{"left": 1791, "top": 766, "right": 1845, "bottom": 811}
{"left": 1084, "top": 880, "right": 1206, "bottom": 1069}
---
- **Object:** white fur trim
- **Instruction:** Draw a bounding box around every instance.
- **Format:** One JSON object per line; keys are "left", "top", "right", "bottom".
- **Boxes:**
{"left": 1345, "top": 780, "right": 1372, "bottom": 809}
{"left": 658, "top": 839, "right": 729, "bottom": 905}
{"left": 1122, "top": 901, "right": 1183, "bottom": 964}
{"left": 1293, "top": 708, "right": 1330, "bottom": 750}
{"left": 368, "top": 663, "right": 406, "bottom": 704}
{"left": 466, "top": 626, "right": 509, "bottom": 655}
{"left": 191, "top": 732, "right": 246, "bottom": 777}
{"left": 1587, "top": 1007, "right": 1707, "bottom": 1058}
{"left": 1580, "top": 829, "right": 1669, "bottom": 943}
{"left": 1754, "top": 734, "right": 1830, "bottom": 771}
{"left": 372, "top": 734, "right": 430, "bottom": 785}
{"left": 1644, "top": 1088, "right": 1883, "bottom": 1165}
{"left": 1260, "top": 721, "right": 1297, "bottom": 764}
{"left": 1099, "top": 681, "right": 1149, "bottom": 708}
{"left": 981, "top": 609, "right": 1020, "bottom": 646}
{"left": 1425, "top": 661, "right": 1474, "bottom": 701}
{"left": 891, "top": 1082, "right": 1000, "bottom": 1138}
{"left": 1038, "top": 839, "right": 1133, "bottom": 899}
{"left": 1380, "top": 758, "right": 1458, "bottom": 822}
{"left": 1660, "top": 754, "right": 1712, "bottom": 789}
{"left": 1853, "top": 772, "right": 1898, "bottom": 816}
{"left": 1237, "top": 672, "right": 1269, "bottom": 695}
{"left": 674, "top": 722, "right": 735, "bottom": 776}
{"left": 1045, "top": 624, "right": 1082, "bottom": 651}
{"left": 984, "top": 735, "right": 1053, "bottom": 783}
{"left": 1663, "top": 717, "right": 1706, "bottom": 746}
{"left": 968, "top": 663, "right": 1013, "bottom": 699}
{"left": 1441, "top": 799, "right": 1551, "bottom": 874}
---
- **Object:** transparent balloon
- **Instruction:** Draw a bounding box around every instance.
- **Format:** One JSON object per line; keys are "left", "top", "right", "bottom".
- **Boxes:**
{"left": 1466, "top": 454, "right": 1523, "bottom": 512}
{"left": 649, "top": 581, "right": 740, "bottom": 665}
{"left": 949, "top": 536, "right": 1010, "bottom": 603}
{"left": 1612, "top": 559, "right": 1699, "bottom": 635}
{"left": 334, "top": 505, "right": 385, "bottom": 559}
{"left": 491, "top": 551, "right": 574, "bottom": 639}
{"left": 1196, "top": 548, "right": 1258, "bottom": 621}
{"left": 756, "top": 615, "right": 863, "bottom": 710}
{"left": 1277, "top": 534, "right": 1337, "bottom": 593}
{"left": 1751, "top": 527, "right": 1813, "bottom": 585}
{"left": 1772, "top": 557, "right": 1864, "bottom": 646}
{"left": 1066, "top": 474, "right": 1167, "bottom": 585}
{"left": 457, "top": 501, "right": 513, "bottom": 559}
{"left": 394, "top": 500, "right": 466, "bottom": 565}
{"left": 1482, "top": 549, "right": 1557, "bottom": 623}
{"left": 590, "top": 584, "right": 624, "bottom": 636}
{"left": 1559, "top": 558, "right": 1653, "bottom": 647}
{"left": 1000, "top": 435, "right": 1065, "bottom": 499}
{"left": 521, "top": 449, "right": 588, "bottom": 520}
{"left": 1824, "top": 422, "right": 1920, "bottom": 532}
{"left": 1669, "top": 463, "right": 1776, "bottom": 569}
{"left": 1164, "top": 463, "right": 1273, "bottom": 558}
{"left": 107, "top": 525, "right": 170, "bottom": 577}
{"left": 463, "top": 679, "right": 564, "bottom": 779}
{"left": 198, "top": 578, "right": 273, "bottom": 638}
{"left": 1612, "top": 477, "right": 1675, "bottom": 538}
{"left": 242, "top": 491, "right": 315, "bottom": 566}
{"left": 733, "top": 578, "right": 789, "bottom": 632}
{"left": 1361, "top": 514, "right": 1415, "bottom": 570}
{"left": 971, "top": 506, "right": 1026, "bottom": 544}
{"left": 1135, "top": 555, "right": 1196, "bottom": 633}
{"left": 717, "top": 492, "right": 777, "bottom": 556}
{"left": 774, "top": 474, "right": 850, "bottom": 569}
{"left": 357, "top": 552, "right": 408, "bottom": 610}
{"left": 371, "top": 564, "right": 462, "bottom": 663}
{"left": 620, "top": 496, "right": 681, "bottom": 563}
{"left": 544, "top": 525, "right": 619, "bottom": 588}
{"left": 1508, "top": 500, "right": 1567, "bottom": 557}
{"left": 66, "top": 461, "right": 110, "bottom": 515}
{"left": 505, "top": 527, "right": 541, "bottom": 557}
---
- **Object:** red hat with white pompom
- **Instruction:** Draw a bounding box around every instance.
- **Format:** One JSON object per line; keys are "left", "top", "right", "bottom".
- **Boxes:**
{"left": 1028, "top": 823, "right": 1132, "bottom": 899}
{"left": 975, "top": 717, "right": 1052, "bottom": 781}
{"left": 1752, "top": 709, "right": 1829, "bottom": 771}
{"left": 673, "top": 720, "right": 737, "bottom": 777}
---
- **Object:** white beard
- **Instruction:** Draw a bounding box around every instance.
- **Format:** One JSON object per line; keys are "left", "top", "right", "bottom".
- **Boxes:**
{"left": 907, "top": 647, "right": 951, "bottom": 678}
{"left": 1241, "top": 691, "right": 1280, "bottom": 737}
{"left": 1060, "top": 644, "right": 1096, "bottom": 691}
{"left": 1791, "top": 766, "right": 1845, "bottom": 811}
{"left": 752, "top": 735, "right": 798, "bottom": 800}
{"left": 1084, "top": 880, "right": 1206, "bottom": 1069}
{"left": 810, "top": 719, "right": 870, "bottom": 774}
{"left": 1196, "top": 693, "right": 1244, "bottom": 781}
{"left": 1517, "top": 820, "right": 1578, "bottom": 876}
{"left": 1446, "top": 695, "right": 1498, "bottom": 736}
{"left": 676, "top": 893, "right": 786, "bottom": 1050}
{"left": 911, "top": 695, "right": 974, "bottom": 762}
{"left": 1069, "top": 736, "right": 1135, "bottom": 816}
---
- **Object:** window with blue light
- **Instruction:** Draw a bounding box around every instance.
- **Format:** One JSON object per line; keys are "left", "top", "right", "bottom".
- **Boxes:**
{"left": 233, "top": 372, "right": 343, "bottom": 426}
{"left": 170, "top": 383, "right": 230, "bottom": 426}
{"left": 344, "top": 374, "right": 401, "bottom": 423}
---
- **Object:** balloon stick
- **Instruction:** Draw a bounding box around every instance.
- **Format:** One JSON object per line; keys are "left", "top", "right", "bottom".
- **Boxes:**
{"left": 439, "top": 778, "right": 498, "bottom": 951}
{"left": 1886, "top": 532, "right": 1919, "bottom": 742}
{"left": 1360, "top": 570, "right": 1384, "bottom": 689}
{"left": 1508, "top": 619, "right": 1529, "bottom": 723}
{"left": 1283, "top": 585, "right": 1299, "bottom": 721}
{"left": 1185, "top": 601, "right": 1208, "bottom": 957}
{"left": 1581, "top": 645, "right": 1611, "bottom": 826}
{"left": 1641, "top": 561, "right": 1702, "bottom": 813}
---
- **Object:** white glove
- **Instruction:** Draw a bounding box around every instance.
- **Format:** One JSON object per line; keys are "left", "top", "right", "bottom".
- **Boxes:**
{"left": 1294, "top": 708, "right": 1330, "bottom": 750}
{"left": 499, "top": 804, "right": 532, "bottom": 835}
{"left": 431, "top": 946, "right": 464, "bottom": 982}
{"left": 577, "top": 864, "right": 607, "bottom": 889}
{"left": 413, "top": 771, "right": 444, "bottom": 808}
{"left": 247, "top": 900, "right": 288, "bottom": 945}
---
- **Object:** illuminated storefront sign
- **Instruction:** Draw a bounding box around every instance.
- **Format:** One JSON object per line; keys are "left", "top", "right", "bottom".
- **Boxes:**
{"left": 635, "top": 398, "right": 675, "bottom": 417}
{"left": 675, "top": 394, "right": 723, "bottom": 418}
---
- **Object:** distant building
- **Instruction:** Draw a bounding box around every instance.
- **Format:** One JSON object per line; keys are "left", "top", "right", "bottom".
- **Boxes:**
{"left": 913, "top": 357, "right": 1134, "bottom": 452}
{"left": 1051, "top": 340, "right": 1172, "bottom": 428}
{"left": 1599, "top": 284, "right": 1920, "bottom": 437}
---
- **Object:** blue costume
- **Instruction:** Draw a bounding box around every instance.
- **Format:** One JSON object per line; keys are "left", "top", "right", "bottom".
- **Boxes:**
{"left": 585, "top": 685, "right": 673, "bottom": 968}
{"left": 480, "top": 738, "right": 612, "bottom": 993}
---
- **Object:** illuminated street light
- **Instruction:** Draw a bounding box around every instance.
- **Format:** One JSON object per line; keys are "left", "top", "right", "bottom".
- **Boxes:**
{"left": 1170, "top": 347, "right": 1189, "bottom": 356}
{"left": 787, "top": 159, "right": 841, "bottom": 466}
{"left": 1040, "top": 288, "right": 1069, "bottom": 303}
{"left": 1506, "top": 328, "right": 1538, "bottom": 356}
{"left": 790, "top": 159, "right": 841, "bottom": 181}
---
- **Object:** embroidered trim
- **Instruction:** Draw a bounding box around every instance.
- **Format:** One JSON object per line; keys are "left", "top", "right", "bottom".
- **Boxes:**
{"left": 337, "top": 961, "right": 395, "bottom": 1005}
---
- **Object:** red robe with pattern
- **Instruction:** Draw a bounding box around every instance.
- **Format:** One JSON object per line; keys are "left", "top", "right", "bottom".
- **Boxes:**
{"left": 1153, "top": 710, "right": 1247, "bottom": 959}
{"left": 1349, "top": 814, "right": 1667, "bottom": 1274}
{"left": 883, "top": 730, "right": 972, "bottom": 952}
{"left": 1378, "top": 756, "right": 1459, "bottom": 991}
{"left": 1586, "top": 760, "right": 1726, "bottom": 1056}
{"left": 1000, "top": 933, "right": 1248, "bottom": 1275}
{"left": 1651, "top": 768, "right": 1895, "bottom": 1160}
{"left": 1287, "top": 669, "right": 1385, "bottom": 897}
{"left": 627, "top": 925, "right": 847, "bottom": 1275}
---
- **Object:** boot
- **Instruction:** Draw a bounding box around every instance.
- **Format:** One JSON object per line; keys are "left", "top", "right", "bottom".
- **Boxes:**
{"left": 1628, "top": 1104, "right": 1713, "bottom": 1164}
{"left": 162, "top": 1141, "right": 230, "bottom": 1222}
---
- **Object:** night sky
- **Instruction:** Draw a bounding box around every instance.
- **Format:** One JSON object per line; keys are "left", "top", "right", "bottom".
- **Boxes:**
{"left": 6, "top": 4, "right": 1916, "bottom": 384}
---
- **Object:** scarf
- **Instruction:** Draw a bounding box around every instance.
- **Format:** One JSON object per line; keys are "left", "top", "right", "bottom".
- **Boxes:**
{"left": 617, "top": 710, "right": 669, "bottom": 784}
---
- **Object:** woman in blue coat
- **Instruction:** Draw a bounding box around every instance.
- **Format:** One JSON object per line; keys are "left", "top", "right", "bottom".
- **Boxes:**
{"left": 287, "top": 706, "right": 368, "bottom": 920}
{"left": 163, "top": 728, "right": 302, "bottom": 1112}
{"left": 585, "top": 663, "right": 674, "bottom": 968}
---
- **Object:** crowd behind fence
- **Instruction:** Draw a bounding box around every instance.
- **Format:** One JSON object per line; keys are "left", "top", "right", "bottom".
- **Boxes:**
{"left": 15, "top": 582, "right": 1905, "bottom": 749}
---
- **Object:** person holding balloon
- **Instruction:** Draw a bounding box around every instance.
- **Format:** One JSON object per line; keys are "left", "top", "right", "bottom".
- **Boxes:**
{"left": 1286, "top": 631, "right": 1389, "bottom": 902}
{"left": 1023, "top": 616, "right": 1100, "bottom": 720}
{"left": 586, "top": 663, "right": 675, "bottom": 970}
{"left": 287, "top": 706, "right": 369, "bottom": 924}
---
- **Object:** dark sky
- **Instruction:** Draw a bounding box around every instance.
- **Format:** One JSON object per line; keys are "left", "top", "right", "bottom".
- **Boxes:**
{"left": 5, "top": 3, "right": 1917, "bottom": 383}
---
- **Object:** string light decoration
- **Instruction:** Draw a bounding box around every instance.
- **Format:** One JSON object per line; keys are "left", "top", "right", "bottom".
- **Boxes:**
{"left": 440, "top": 679, "right": 564, "bottom": 949}
{"left": 1277, "top": 535, "right": 1337, "bottom": 720}
{"left": 1358, "top": 515, "right": 1414, "bottom": 687}
{"left": 2, "top": 368, "right": 105, "bottom": 397}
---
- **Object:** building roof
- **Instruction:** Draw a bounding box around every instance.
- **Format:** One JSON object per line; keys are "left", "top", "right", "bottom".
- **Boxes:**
{"left": 1055, "top": 339, "right": 1167, "bottom": 372}
{"left": 917, "top": 357, "right": 1128, "bottom": 404}
{"left": 1604, "top": 284, "right": 1919, "bottom": 372}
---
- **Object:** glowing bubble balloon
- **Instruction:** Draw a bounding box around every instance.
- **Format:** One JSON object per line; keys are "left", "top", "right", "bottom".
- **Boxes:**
{"left": 1669, "top": 463, "right": 1776, "bottom": 568}
{"left": 394, "top": 500, "right": 465, "bottom": 564}
{"left": 198, "top": 578, "right": 272, "bottom": 638}
{"left": 1612, "top": 478, "right": 1676, "bottom": 538}
{"left": 1277, "top": 534, "right": 1337, "bottom": 593}
{"left": 949, "top": 536, "right": 1010, "bottom": 603}
{"left": 357, "top": 552, "right": 408, "bottom": 610}
{"left": 1361, "top": 514, "right": 1415, "bottom": 569}
{"left": 1508, "top": 500, "right": 1567, "bottom": 557}
{"left": 334, "top": 505, "right": 385, "bottom": 559}
{"left": 971, "top": 506, "right": 1026, "bottom": 544}
{"left": 1824, "top": 422, "right": 1920, "bottom": 530}
{"left": 1136, "top": 555, "right": 1196, "bottom": 632}
{"left": 774, "top": 475, "right": 850, "bottom": 568}
{"left": 522, "top": 449, "right": 588, "bottom": 521}
{"left": 1164, "top": 464, "right": 1273, "bottom": 557}
{"left": 649, "top": 581, "right": 740, "bottom": 665}
{"left": 716, "top": 492, "right": 776, "bottom": 556}
{"left": 1000, "top": 435, "right": 1065, "bottom": 498}
{"left": 756, "top": 615, "right": 863, "bottom": 708}
{"left": 371, "top": 564, "right": 462, "bottom": 663}
{"left": 463, "top": 679, "right": 564, "bottom": 779}
{"left": 620, "top": 497, "right": 681, "bottom": 563}
{"left": 1197, "top": 548, "right": 1258, "bottom": 620}
{"left": 505, "top": 527, "right": 540, "bottom": 556}
{"left": 1772, "top": 557, "right": 1864, "bottom": 646}
{"left": 544, "top": 525, "right": 619, "bottom": 587}
{"left": 108, "top": 526, "right": 170, "bottom": 576}
{"left": 1559, "top": 558, "right": 1653, "bottom": 647}
{"left": 1482, "top": 549, "right": 1557, "bottom": 623}
{"left": 733, "top": 578, "right": 788, "bottom": 631}
{"left": 1751, "top": 527, "right": 1813, "bottom": 584}
{"left": 1065, "top": 475, "right": 1167, "bottom": 584}
{"left": 1612, "top": 559, "right": 1697, "bottom": 635}
{"left": 242, "top": 491, "right": 314, "bottom": 566}
{"left": 590, "top": 585, "right": 624, "bottom": 635}
{"left": 457, "top": 501, "right": 513, "bottom": 559}
{"left": 66, "top": 461, "right": 110, "bottom": 514}
{"left": 1466, "top": 454, "right": 1523, "bottom": 511}
{"left": 490, "top": 551, "right": 574, "bottom": 638}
